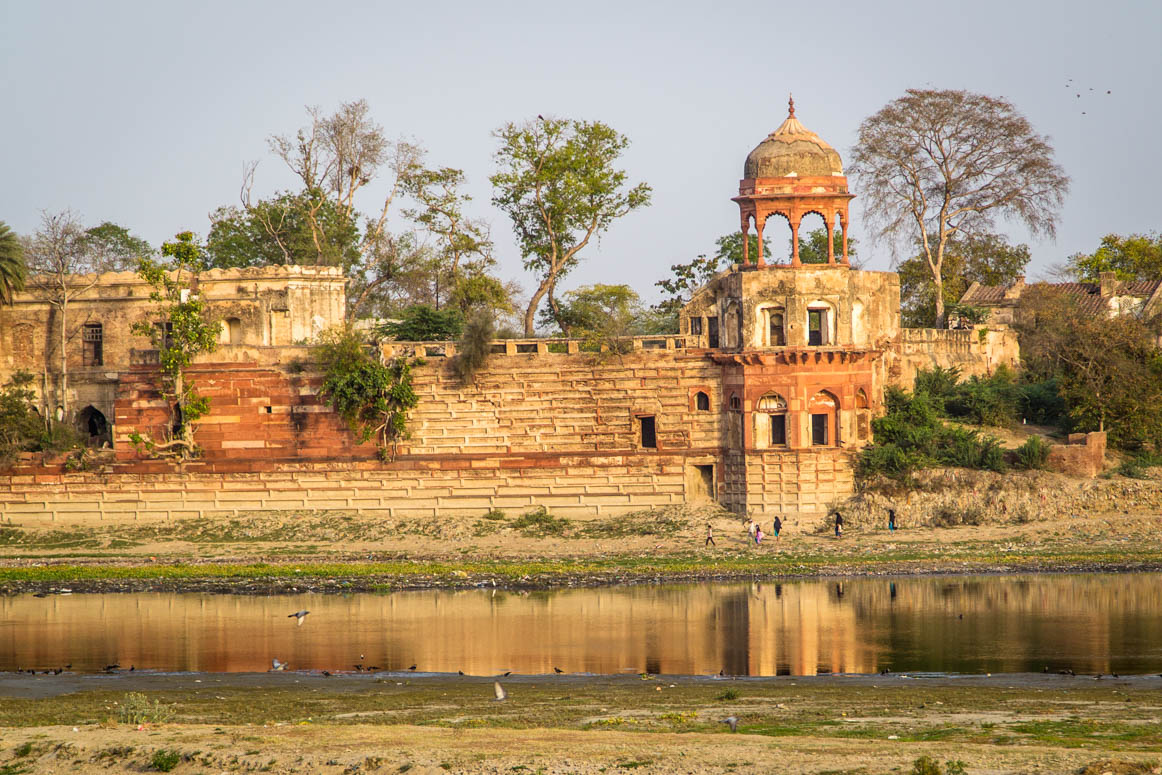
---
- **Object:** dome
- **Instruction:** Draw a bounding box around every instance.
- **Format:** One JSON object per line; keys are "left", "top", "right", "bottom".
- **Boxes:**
{"left": 743, "top": 98, "right": 844, "bottom": 179}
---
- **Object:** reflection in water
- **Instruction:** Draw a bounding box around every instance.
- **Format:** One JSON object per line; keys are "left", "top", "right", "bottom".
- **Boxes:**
{"left": 4, "top": 573, "right": 1162, "bottom": 676}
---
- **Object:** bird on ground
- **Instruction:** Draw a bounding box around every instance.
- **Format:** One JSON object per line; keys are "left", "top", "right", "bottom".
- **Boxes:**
{"left": 458, "top": 670, "right": 465, "bottom": 676}
{"left": 494, "top": 682, "right": 507, "bottom": 701}
{"left": 408, "top": 664, "right": 417, "bottom": 671}
{"left": 367, "top": 666, "right": 380, "bottom": 671}
{"left": 553, "top": 666, "right": 564, "bottom": 674}
{"left": 322, "top": 671, "right": 332, "bottom": 677}
{"left": 354, "top": 664, "right": 364, "bottom": 671}
{"left": 720, "top": 716, "right": 739, "bottom": 732}
{"left": 103, "top": 664, "right": 119, "bottom": 672}
{"left": 501, "top": 671, "right": 512, "bottom": 677}
{"left": 271, "top": 658, "right": 287, "bottom": 672}
{"left": 288, "top": 610, "right": 309, "bottom": 626}
{"left": 129, "top": 666, "right": 135, "bottom": 672}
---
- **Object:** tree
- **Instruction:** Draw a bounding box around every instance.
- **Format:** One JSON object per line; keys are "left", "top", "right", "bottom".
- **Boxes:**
{"left": 1016, "top": 283, "right": 1162, "bottom": 450}
{"left": 376, "top": 304, "right": 464, "bottom": 341}
{"left": 898, "top": 234, "right": 1030, "bottom": 327}
{"left": 850, "top": 89, "right": 1069, "bottom": 327}
{"left": 22, "top": 211, "right": 111, "bottom": 418}
{"left": 798, "top": 228, "right": 857, "bottom": 265}
{"left": 491, "top": 117, "right": 652, "bottom": 336}
{"left": 83, "top": 222, "right": 153, "bottom": 271}
{"left": 1066, "top": 232, "right": 1162, "bottom": 283}
{"left": 538, "top": 284, "right": 657, "bottom": 350}
{"left": 654, "top": 233, "right": 768, "bottom": 319}
{"left": 207, "top": 192, "right": 358, "bottom": 269}
{"left": 129, "top": 232, "right": 222, "bottom": 457}
{"left": 247, "top": 99, "right": 425, "bottom": 316}
{"left": 0, "top": 221, "right": 27, "bottom": 304}
{"left": 0, "top": 371, "right": 43, "bottom": 466}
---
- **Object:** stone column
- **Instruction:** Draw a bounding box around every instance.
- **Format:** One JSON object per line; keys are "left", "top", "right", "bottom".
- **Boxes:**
{"left": 790, "top": 216, "right": 801, "bottom": 268}
{"left": 741, "top": 218, "right": 750, "bottom": 265}
{"left": 825, "top": 214, "right": 835, "bottom": 265}
{"left": 756, "top": 217, "right": 765, "bottom": 267}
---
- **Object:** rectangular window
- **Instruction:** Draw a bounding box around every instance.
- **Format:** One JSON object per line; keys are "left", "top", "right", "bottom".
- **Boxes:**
{"left": 154, "top": 321, "right": 174, "bottom": 350}
{"left": 82, "top": 323, "right": 103, "bottom": 367}
{"left": 689, "top": 317, "right": 703, "bottom": 336}
{"left": 639, "top": 415, "right": 657, "bottom": 449}
{"left": 811, "top": 414, "right": 829, "bottom": 446}
{"left": 707, "top": 318, "right": 719, "bottom": 348}
{"left": 769, "top": 312, "right": 785, "bottom": 346}
{"left": 770, "top": 414, "right": 787, "bottom": 446}
{"left": 808, "top": 310, "right": 823, "bottom": 346}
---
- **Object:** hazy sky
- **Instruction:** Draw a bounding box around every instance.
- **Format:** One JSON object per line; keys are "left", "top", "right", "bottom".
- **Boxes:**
{"left": 2, "top": 0, "right": 1159, "bottom": 304}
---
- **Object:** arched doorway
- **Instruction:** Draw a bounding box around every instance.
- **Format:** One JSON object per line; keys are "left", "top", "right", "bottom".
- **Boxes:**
{"left": 808, "top": 390, "right": 839, "bottom": 446}
{"left": 76, "top": 405, "right": 111, "bottom": 448}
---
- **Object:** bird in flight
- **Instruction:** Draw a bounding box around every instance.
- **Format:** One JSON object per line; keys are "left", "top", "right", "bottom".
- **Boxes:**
{"left": 720, "top": 716, "right": 739, "bottom": 732}
{"left": 271, "top": 658, "right": 287, "bottom": 672}
{"left": 288, "top": 610, "right": 309, "bottom": 626}
{"left": 494, "top": 682, "right": 507, "bottom": 701}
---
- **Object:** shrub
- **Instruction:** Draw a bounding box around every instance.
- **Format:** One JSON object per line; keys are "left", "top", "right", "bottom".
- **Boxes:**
{"left": 452, "top": 310, "right": 495, "bottom": 385}
{"left": 118, "top": 692, "right": 173, "bottom": 725}
{"left": 510, "top": 506, "right": 569, "bottom": 537}
{"left": 376, "top": 304, "right": 463, "bottom": 341}
{"left": 1014, "top": 435, "right": 1051, "bottom": 470}
{"left": 150, "top": 748, "right": 181, "bottom": 772}
{"left": 715, "top": 689, "right": 740, "bottom": 701}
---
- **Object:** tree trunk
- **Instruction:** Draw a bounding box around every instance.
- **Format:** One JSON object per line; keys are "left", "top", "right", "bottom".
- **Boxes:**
{"left": 933, "top": 275, "right": 946, "bottom": 329}
{"left": 58, "top": 299, "right": 69, "bottom": 420}
{"left": 546, "top": 280, "right": 568, "bottom": 336}
{"left": 523, "top": 274, "right": 553, "bottom": 337}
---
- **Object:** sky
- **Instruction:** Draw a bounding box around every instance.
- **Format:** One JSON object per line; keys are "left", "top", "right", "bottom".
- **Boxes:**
{"left": 2, "top": 0, "right": 1159, "bottom": 305}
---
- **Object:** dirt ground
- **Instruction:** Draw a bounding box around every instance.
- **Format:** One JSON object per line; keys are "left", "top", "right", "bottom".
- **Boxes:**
{"left": 1, "top": 674, "right": 1160, "bottom": 775}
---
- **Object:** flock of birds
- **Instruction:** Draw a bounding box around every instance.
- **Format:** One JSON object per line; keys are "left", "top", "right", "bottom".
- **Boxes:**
{"left": 1067, "top": 78, "right": 1113, "bottom": 116}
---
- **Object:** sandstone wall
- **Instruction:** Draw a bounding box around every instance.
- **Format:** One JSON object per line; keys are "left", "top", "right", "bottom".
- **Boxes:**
{"left": 890, "top": 326, "right": 1020, "bottom": 389}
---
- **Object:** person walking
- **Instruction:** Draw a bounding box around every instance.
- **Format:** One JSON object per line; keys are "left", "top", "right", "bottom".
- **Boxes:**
{"left": 833, "top": 510, "right": 844, "bottom": 538}
{"left": 705, "top": 523, "right": 716, "bottom": 547}
{"left": 746, "top": 518, "right": 756, "bottom": 542}
{"left": 887, "top": 508, "right": 897, "bottom": 532}
{"left": 755, "top": 523, "right": 764, "bottom": 545}
{"left": 772, "top": 515, "right": 782, "bottom": 542}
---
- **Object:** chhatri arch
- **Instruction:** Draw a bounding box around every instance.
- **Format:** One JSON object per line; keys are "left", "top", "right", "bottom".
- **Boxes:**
{"left": 732, "top": 96, "right": 854, "bottom": 267}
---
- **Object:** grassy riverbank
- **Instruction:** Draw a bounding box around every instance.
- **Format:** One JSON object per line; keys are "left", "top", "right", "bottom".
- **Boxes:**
{"left": 1, "top": 674, "right": 1160, "bottom": 774}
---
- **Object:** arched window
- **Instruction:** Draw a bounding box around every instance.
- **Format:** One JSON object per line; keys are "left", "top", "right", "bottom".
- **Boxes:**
{"left": 809, "top": 390, "right": 839, "bottom": 446}
{"left": 729, "top": 393, "right": 741, "bottom": 411}
{"left": 755, "top": 392, "right": 788, "bottom": 448}
{"left": 856, "top": 388, "right": 870, "bottom": 441}
{"left": 694, "top": 391, "right": 710, "bottom": 411}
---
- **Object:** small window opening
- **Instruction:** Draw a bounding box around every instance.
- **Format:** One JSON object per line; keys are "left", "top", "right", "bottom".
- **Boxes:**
{"left": 728, "top": 393, "right": 741, "bottom": 411}
{"left": 639, "top": 416, "right": 657, "bottom": 448}
{"left": 707, "top": 317, "right": 720, "bottom": 348}
{"left": 82, "top": 323, "right": 103, "bottom": 366}
{"left": 264, "top": 406, "right": 273, "bottom": 414}
{"left": 225, "top": 317, "right": 242, "bottom": 345}
{"left": 771, "top": 414, "right": 787, "bottom": 446}
{"left": 808, "top": 309, "right": 824, "bottom": 346}
{"left": 767, "top": 309, "right": 785, "bottom": 347}
{"left": 695, "top": 391, "right": 710, "bottom": 411}
{"left": 689, "top": 317, "right": 703, "bottom": 336}
{"left": 811, "top": 413, "right": 829, "bottom": 446}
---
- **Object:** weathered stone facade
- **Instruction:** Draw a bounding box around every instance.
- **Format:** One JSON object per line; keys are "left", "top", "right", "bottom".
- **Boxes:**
{"left": 0, "top": 108, "right": 1022, "bottom": 521}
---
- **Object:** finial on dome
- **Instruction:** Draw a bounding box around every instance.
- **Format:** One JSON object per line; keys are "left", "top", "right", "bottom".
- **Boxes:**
{"left": 788, "top": 94, "right": 795, "bottom": 118}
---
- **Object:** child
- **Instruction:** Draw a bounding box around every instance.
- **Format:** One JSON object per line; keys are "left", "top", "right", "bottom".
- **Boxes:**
{"left": 705, "top": 523, "right": 716, "bottom": 547}
{"left": 755, "top": 524, "right": 764, "bottom": 545}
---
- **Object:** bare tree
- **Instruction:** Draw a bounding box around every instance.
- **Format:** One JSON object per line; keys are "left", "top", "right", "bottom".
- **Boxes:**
{"left": 22, "top": 211, "right": 112, "bottom": 418}
{"left": 243, "top": 100, "right": 424, "bottom": 313}
{"left": 849, "top": 89, "right": 1069, "bottom": 327}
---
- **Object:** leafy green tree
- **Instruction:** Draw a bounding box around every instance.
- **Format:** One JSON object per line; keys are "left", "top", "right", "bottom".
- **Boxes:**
{"left": 1065, "top": 232, "right": 1162, "bottom": 283}
{"left": 376, "top": 304, "right": 464, "bottom": 341}
{"left": 0, "top": 371, "right": 43, "bottom": 466}
{"left": 0, "top": 221, "right": 27, "bottom": 304}
{"left": 898, "top": 234, "right": 1030, "bottom": 327}
{"left": 654, "top": 232, "right": 768, "bottom": 319}
{"left": 83, "top": 222, "right": 153, "bottom": 270}
{"left": 851, "top": 89, "right": 1069, "bottom": 327}
{"left": 491, "top": 117, "right": 652, "bottom": 336}
{"left": 538, "top": 284, "right": 658, "bottom": 350}
{"left": 797, "top": 228, "right": 857, "bottom": 265}
{"left": 207, "top": 192, "right": 359, "bottom": 269}
{"left": 315, "top": 325, "right": 420, "bottom": 461}
{"left": 130, "top": 232, "right": 221, "bottom": 457}
{"left": 1017, "top": 283, "right": 1162, "bottom": 450}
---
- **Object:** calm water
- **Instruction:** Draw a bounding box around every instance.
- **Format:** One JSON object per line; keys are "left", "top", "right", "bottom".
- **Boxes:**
{"left": 3, "top": 573, "right": 1162, "bottom": 676}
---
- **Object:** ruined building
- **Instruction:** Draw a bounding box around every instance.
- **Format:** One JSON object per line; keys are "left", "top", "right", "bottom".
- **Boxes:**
{"left": 0, "top": 105, "right": 1017, "bottom": 522}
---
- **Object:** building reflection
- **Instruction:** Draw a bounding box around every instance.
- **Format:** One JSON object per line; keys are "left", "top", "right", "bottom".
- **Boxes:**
{"left": 3, "top": 574, "right": 1161, "bottom": 675}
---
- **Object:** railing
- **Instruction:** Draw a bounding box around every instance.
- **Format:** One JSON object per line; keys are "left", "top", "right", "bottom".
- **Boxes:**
{"left": 130, "top": 348, "right": 160, "bottom": 366}
{"left": 380, "top": 335, "right": 692, "bottom": 359}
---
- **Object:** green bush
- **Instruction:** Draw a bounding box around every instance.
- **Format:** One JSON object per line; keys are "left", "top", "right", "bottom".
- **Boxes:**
{"left": 150, "top": 748, "right": 181, "bottom": 772}
{"left": 510, "top": 506, "right": 570, "bottom": 537}
{"left": 1014, "top": 435, "right": 1051, "bottom": 470}
{"left": 376, "top": 304, "right": 463, "bottom": 341}
{"left": 118, "top": 692, "right": 173, "bottom": 725}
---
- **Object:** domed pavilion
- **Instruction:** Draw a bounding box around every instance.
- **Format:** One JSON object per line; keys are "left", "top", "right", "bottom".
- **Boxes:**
{"left": 733, "top": 97, "right": 853, "bottom": 267}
